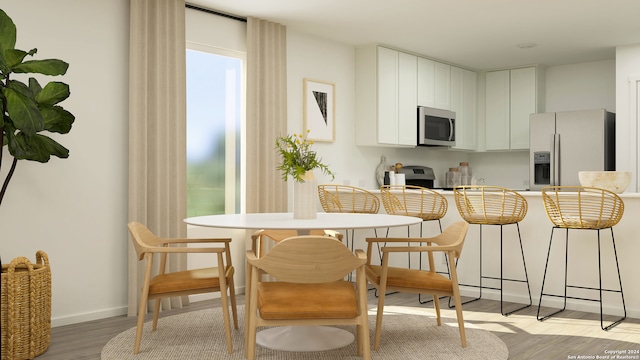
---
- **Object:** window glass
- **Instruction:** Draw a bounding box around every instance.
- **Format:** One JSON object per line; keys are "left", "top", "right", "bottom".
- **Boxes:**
{"left": 186, "top": 49, "right": 242, "bottom": 216}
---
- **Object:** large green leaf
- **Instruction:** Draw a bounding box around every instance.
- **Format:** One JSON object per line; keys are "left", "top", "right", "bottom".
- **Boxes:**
{"left": 3, "top": 81, "right": 45, "bottom": 134}
{"left": 7, "top": 132, "right": 69, "bottom": 162}
{"left": 0, "top": 9, "right": 17, "bottom": 52}
{"left": 40, "top": 106, "right": 75, "bottom": 134}
{"left": 13, "top": 59, "right": 68, "bottom": 76}
{"left": 36, "top": 81, "right": 70, "bottom": 106}
{"left": 4, "top": 49, "right": 28, "bottom": 69}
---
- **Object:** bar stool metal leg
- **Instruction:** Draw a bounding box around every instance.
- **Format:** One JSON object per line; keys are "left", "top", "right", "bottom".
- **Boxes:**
{"left": 537, "top": 227, "right": 626, "bottom": 330}
{"left": 451, "top": 223, "right": 532, "bottom": 315}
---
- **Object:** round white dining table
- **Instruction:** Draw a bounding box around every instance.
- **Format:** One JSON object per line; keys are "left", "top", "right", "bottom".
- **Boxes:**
{"left": 184, "top": 212, "right": 422, "bottom": 352}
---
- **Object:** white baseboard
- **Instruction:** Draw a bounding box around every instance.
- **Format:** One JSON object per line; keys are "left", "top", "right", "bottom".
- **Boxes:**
{"left": 52, "top": 306, "right": 128, "bottom": 328}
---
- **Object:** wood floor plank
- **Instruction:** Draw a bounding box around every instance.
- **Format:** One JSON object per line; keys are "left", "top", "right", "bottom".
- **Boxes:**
{"left": 35, "top": 291, "right": 640, "bottom": 360}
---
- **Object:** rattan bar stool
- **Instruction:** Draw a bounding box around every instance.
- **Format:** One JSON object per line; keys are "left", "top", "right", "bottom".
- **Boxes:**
{"left": 452, "top": 185, "right": 532, "bottom": 316}
{"left": 537, "top": 186, "right": 626, "bottom": 330}
{"left": 379, "top": 185, "right": 448, "bottom": 303}
{"left": 317, "top": 184, "right": 381, "bottom": 250}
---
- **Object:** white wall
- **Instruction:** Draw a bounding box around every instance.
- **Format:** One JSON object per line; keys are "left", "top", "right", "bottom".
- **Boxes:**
{"left": 1, "top": 1, "right": 130, "bottom": 326}
{"left": 615, "top": 44, "right": 640, "bottom": 192}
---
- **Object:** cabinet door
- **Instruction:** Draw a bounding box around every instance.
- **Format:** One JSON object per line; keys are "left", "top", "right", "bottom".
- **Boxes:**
{"left": 451, "top": 67, "right": 477, "bottom": 151}
{"left": 434, "top": 62, "right": 451, "bottom": 110}
{"left": 463, "top": 69, "right": 477, "bottom": 150}
{"left": 485, "top": 70, "right": 510, "bottom": 150}
{"left": 377, "top": 47, "right": 398, "bottom": 145}
{"left": 417, "top": 57, "right": 435, "bottom": 107}
{"left": 450, "top": 66, "right": 464, "bottom": 147}
{"left": 510, "top": 67, "right": 536, "bottom": 149}
{"left": 398, "top": 52, "right": 417, "bottom": 146}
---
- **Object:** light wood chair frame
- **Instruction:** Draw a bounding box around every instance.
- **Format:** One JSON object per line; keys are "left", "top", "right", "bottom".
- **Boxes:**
{"left": 365, "top": 221, "right": 469, "bottom": 350}
{"left": 245, "top": 235, "right": 370, "bottom": 360}
{"left": 379, "top": 184, "right": 449, "bottom": 303}
{"left": 537, "top": 186, "right": 626, "bottom": 330}
{"left": 128, "top": 222, "right": 238, "bottom": 354}
{"left": 250, "top": 229, "right": 343, "bottom": 258}
{"left": 452, "top": 185, "right": 532, "bottom": 316}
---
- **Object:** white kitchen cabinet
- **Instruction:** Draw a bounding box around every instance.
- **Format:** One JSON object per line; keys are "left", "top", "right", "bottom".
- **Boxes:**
{"left": 485, "top": 66, "right": 542, "bottom": 150}
{"left": 355, "top": 45, "right": 417, "bottom": 146}
{"left": 417, "top": 57, "right": 435, "bottom": 107}
{"left": 418, "top": 59, "right": 452, "bottom": 110}
{"left": 434, "top": 62, "right": 451, "bottom": 110}
{"left": 451, "top": 66, "right": 477, "bottom": 150}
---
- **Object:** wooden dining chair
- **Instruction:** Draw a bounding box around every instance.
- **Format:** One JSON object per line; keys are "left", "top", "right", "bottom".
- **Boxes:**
{"left": 245, "top": 235, "right": 370, "bottom": 360}
{"left": 365, "top": 221, "right": 469, "bottom": 350}
{"left": 127, "top": 222, "right": 238, "bottom": 354}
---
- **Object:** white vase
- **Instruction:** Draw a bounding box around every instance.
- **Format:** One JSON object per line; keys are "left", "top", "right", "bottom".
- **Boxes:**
{"left": 293, "top": 171, "right": 318, "bottom": 219}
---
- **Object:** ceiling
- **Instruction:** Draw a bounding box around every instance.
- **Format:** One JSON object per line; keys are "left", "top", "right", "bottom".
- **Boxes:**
{"left": 188, "top": 0, "right": 640, "bottom": 70}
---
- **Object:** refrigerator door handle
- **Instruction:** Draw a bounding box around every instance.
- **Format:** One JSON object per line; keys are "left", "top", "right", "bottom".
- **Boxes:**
{"left": 552, "top": 134, "right": 560, "bottom": 185}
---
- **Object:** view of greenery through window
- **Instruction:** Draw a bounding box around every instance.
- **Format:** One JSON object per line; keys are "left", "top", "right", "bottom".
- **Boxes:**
{"left": 186, "top": 49, "right": 242, "bottom": 217}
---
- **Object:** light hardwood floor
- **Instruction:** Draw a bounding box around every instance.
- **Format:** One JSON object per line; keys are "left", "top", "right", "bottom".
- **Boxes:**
{"left": 37, "top": 291, "right": 639, "bottom": 360}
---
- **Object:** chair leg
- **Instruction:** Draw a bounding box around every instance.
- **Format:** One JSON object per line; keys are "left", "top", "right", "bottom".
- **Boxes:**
{"left": 433, "top": 295, "right": 441, "bottom": 326}
{"left": 537, "top": 228, "right": 570, "bottom": 321}
{"left": 373, "top": 284, "right": 387, "bottom": 351}
{"left": 450, "top": 224, "right": 483, "bottom": 308}
{"left": 419, "top": 220, "right": 449, "bottom": 304}
{"left": 151, "top": 299, "right": 161, "bottom": 330}
{"left": 228, "top": 275, "right": 239, "bottom": 329}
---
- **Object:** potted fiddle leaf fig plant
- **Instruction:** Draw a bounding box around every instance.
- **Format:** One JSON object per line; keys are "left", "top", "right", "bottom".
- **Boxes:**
{"left": 1, "top": 8, "right": 75, "bottom": 359}
{"left": 1, "top": 8, "right": 75, "bottom": 207}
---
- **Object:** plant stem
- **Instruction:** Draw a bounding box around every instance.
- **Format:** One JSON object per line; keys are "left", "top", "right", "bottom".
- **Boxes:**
{"left": 0, "top": 157, "right": 18, "bottom": 206}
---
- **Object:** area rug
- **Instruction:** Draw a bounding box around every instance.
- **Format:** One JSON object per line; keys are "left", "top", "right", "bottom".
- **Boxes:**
{"left": 101, "top": 305, "right": 508, "bottom": 359}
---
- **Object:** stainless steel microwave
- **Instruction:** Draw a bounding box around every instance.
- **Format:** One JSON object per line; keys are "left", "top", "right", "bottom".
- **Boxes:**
{"left": 417, "top": 106, "right": 456, "bottom": 146}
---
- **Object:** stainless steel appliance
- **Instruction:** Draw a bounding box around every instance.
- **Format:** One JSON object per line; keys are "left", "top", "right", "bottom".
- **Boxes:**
{"left": 529, "top": 109, "right": 615, "bottom": 191}
{"left": 417, "top": 106, "right": 456, "bottom": 147}
{"left": 398, "top": 165, "right": 436, "bottom": 188}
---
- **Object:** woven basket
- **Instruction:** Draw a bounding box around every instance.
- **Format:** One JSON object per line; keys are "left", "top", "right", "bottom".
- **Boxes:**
{"left": 1, "top": 251, "right": 52, "bottom": 360}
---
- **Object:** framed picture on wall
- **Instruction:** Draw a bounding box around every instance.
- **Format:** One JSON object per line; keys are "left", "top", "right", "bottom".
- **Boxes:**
{"left": 303, "top": 78, "right": 335, "bottom": 142}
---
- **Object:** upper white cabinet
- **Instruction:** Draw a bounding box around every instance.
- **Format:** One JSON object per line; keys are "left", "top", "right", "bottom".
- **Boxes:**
{"left": 356, "top": 44, "right": 477, "bottom": 149}
{"left": 451, "top": 66, "right": 477, "bottom": 150}
{"left": 485, "top": 66, "right": 543, "bottom": 150}
{"left": 434, "top": 62, "right": 451, "bottom": 110}
{"left": 417, "top": 59, "right": 451, "bottom": 111}
{"left": 356, "top": 45, "right": 417, "bottom": 146}
{"left": 417, "top": 58, "right": 435, "bottom": 107}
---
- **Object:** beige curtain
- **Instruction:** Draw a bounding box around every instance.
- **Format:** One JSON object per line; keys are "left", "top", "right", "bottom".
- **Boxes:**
{"left": 127, "top": 0, "right": 187, "bottom": 316}
{"left": 246, "top": 17, "right": 288, "bottom": 214}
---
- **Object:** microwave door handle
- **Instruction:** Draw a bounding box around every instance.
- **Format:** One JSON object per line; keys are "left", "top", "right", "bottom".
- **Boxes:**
{"left": 448, "top": 118, "right": 454, "bottom": 141}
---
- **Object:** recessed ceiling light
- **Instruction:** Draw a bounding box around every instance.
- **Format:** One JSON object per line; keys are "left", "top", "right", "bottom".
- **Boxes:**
{"left": 517, "top": 43, "right": 537, "bottom": 49}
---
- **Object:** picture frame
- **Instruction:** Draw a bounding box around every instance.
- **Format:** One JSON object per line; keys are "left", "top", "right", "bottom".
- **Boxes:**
{"left": 303, "top": 78, "right": 335, "bottom": 142}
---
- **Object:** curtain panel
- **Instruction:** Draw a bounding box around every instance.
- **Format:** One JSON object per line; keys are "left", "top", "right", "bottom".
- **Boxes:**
{"left": 127, "top": 0, "right": 187, "bottom": 316}
{"left": 246, "top": 17, "right": 288, "bottom": 214}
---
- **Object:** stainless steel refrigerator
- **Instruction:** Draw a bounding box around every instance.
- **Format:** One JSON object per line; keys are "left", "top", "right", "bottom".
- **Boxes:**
{"left": 529, "top": 109, "right": 615, "bottom": 191}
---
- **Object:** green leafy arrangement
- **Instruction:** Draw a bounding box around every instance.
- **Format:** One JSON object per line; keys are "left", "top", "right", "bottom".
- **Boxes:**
{"left": 276, "top": 130, "right": 334, "bottom": 182}
{"left": 0, "top": 9, "right": 75, "bottom": 205}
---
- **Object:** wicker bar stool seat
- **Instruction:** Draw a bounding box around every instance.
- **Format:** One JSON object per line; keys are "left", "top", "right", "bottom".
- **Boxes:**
{"left": 537, "top": 186, "right": 626, "bottom": 330}
{"left": 317, "top": 184, "right": 380, "bottom": 250}
{"left": 453, "top": 186, "right": 532, "bottom": 316}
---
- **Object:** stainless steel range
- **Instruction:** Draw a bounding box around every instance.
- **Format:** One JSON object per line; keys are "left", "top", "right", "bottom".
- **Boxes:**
{"left": 397, "top": 165, "right": 436, "bottom": 188}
